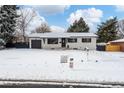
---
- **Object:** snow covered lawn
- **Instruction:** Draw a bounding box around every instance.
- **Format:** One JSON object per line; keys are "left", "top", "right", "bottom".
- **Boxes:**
{"left": 0, "top": 49, "right": 124, "bottom": 84}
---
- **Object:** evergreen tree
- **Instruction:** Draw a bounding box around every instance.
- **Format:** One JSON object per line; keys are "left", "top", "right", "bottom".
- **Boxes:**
{"left": 67, "top": 17, "right": 89, "bottom": 32}
{"left": 0, "top": 5, "right": 19, "bottom": 43}
{"left": 96, "top": 17, "right": 119, "bottom": 43}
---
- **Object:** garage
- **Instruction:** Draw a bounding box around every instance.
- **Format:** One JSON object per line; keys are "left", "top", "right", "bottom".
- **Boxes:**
{"left": 31, "top": 40, "right": 42, "bottom": 49}
{"left": 108, "top": 39, "right": 124, "bottom": 52}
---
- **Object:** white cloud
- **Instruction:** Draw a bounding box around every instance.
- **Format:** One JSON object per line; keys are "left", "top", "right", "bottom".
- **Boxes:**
{"left": 17, "top": 7, "right": 66, "bottom": 34}
{"left": 67, "top": 8, "right": 103, "bottom": 32}
{"left": 32, "top": 5, "right": 70, "bottom": 15}
{"left": 50, "top": 25, "right": 66, "bottom": 33}
{"left": 108, "top": 16, "right": 114, "bottom": 19}
{"left": 28, "top": 11, "right": 46, "bottom": 32}
{"left": 17, "top": 8, "right": 46, "bottom": 35}
{"left": 115, "top": 5, "right": 124, "bottom": 12}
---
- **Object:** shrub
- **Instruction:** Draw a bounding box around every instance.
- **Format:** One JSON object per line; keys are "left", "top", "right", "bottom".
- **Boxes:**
{"left": 0, "top": 39, "right": 5, "bottom": 46}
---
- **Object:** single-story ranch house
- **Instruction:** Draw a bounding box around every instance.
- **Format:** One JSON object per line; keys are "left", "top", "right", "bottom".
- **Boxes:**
{"left": 28, "top": 32, "right": 97, "bottom": 50}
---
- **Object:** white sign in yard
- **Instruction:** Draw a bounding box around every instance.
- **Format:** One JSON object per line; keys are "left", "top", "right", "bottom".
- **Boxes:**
{"left": 60, "top": 55, "right": 68, "bottom": 63}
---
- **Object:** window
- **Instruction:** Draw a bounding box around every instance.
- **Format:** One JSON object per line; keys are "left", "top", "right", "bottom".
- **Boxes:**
{"left": 47, "top": 38, "right": 58, "bottom": 44}
{"left": 68, "top": 38, "right": 77, "bottom": 43}
{"left": 82, "top": 38, "right": 91, "bottom": 43}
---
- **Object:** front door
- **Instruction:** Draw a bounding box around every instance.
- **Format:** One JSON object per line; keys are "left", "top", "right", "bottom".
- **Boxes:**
{"left": 61, "top": 38, "right": 66, "bottom": 47}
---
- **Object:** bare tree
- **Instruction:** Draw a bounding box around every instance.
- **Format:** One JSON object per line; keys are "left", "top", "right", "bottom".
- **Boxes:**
{"left": 117, "top": 20, "right": 124, "bottom": 38}
{"left": 33, "top": 23, "right": 51, "bottom": 33}
{"left": 17, "top": 6, "right": 37, "bottom": 42}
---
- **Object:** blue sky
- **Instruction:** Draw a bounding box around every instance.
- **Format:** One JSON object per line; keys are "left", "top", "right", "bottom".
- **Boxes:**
{"left": 24, "top": 5, "right": 124, "bottom": 32}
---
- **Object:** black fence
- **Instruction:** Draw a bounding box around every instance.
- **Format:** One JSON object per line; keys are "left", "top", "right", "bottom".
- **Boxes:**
{"left": 6, "top": 43, "right": 15, "bottom": 48}
{"left": 6, "top": 42, "right": 29, "bottom": 48}
{"left": 96, "top": 45, "right": 106, "bottom": 51}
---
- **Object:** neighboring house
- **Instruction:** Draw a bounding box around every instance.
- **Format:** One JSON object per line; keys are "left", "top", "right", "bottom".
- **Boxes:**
{"left": 28, "top": 32, "right": 97, "bottom": 50}
{"left": 108, "top": 39, "right": 124, "bottom": 52}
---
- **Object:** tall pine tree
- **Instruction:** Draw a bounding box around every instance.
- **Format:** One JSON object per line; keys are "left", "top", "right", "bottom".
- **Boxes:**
{"left": 0, "top": 5, "right": 19, "bottom": 43}
{"left": 96, "top": 17, "right": 119, "bottom": 43}
{"left": 67, "top": 17, "right": 89, "bottom": 32}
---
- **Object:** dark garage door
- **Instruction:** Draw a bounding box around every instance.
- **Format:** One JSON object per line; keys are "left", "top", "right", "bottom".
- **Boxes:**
{"left": 31, "top": 40, "right": 42, "bottom": 49}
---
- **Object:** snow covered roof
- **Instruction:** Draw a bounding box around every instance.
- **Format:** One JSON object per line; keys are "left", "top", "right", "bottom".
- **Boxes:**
{"left": 29, "top": 32, "right": 97, "bottom": 38}
{"left": 97, "top": 43, "right": 107, "bottom": 45}
{"left": 110, "top": 39, "right": 124, "bottom": 43}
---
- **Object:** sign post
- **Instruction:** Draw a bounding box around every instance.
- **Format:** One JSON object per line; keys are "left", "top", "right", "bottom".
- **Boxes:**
{"left": 69, "top": 58, "right": 74, "bottom": 69}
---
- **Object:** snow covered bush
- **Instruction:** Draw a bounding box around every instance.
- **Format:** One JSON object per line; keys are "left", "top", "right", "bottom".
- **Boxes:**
{"left": 0, "top": 38, "right": 5, "bottom": 46}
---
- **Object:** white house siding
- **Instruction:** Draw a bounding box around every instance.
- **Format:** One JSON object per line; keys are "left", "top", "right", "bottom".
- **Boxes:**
{"left": 66, "top": 38, "right": 96, "bottom": 50}
{"left": 29, "top": 37, "right": 96, "bottom": 50}
{"left": 29, "top": 38, "right": 61, "bottom": 49}
{"left": 42, "top": 38, "right": 61, "bottom": 49}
